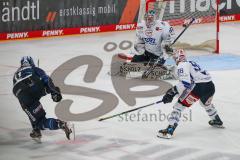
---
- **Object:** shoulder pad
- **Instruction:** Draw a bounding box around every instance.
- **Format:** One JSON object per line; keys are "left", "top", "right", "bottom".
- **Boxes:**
{"left": 160, "top": 21, "right": 166, "bottom": 26}
{"left": 160, "top": 21, "right": 171, "bottom": 27}
{"left": 136, "top": 26, "right": 144, "bottom": 30}
{"left": 156, "top": 21, "right": 171, "bottom": 28}
{"left": 177, "top": 61, "right": 190, "bottom": 68}
{"left": 136, "top": 22, "right": 144, "bottom": 30}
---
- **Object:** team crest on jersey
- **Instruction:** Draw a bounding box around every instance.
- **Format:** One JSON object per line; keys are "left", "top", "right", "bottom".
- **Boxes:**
{"left": 145, "top": 29, "right": 153, "bottom": 37}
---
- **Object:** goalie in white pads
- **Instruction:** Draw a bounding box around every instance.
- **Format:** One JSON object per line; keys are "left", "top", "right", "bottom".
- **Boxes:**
{"left": 132, "top": 10, "right": 175, "bottom": 65}
{"left": 157, "top": 49, "right": 223, "bottom": 139}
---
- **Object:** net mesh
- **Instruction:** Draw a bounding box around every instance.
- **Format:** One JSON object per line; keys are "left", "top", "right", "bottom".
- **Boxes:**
{"left": 138, "top": 0, "right": 218, "bottom": 53}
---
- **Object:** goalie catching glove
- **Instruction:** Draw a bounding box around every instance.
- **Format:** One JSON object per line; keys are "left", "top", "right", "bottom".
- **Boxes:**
{"left": 154, "top": 57, "right": 166, "bottom": 66}
{"left": 162, "top": 86, "right": 178, "bottom": 104}
{"left": 164, "top": 44, "right": 173, "bottom": 54}
{"left": 162, "top": 41, "right": 174, "bottom": 55}
{"left": 51, "top": 87, "right": 62, "bottom": 102}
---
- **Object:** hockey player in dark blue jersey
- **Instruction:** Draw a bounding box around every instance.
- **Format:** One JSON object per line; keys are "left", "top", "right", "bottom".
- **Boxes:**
{"left": 13, "top": 56, "right": 72, "bottom": 141}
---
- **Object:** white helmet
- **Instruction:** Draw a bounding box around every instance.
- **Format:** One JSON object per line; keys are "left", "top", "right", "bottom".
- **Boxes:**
{"left": 144, "top": 10, "right": 156, "bottom": 27}
{"left": 173, "top": 49, "right": 187, "bottom": 64}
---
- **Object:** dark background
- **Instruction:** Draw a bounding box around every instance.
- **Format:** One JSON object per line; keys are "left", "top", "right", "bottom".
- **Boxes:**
{"left": 0, "top": 0, "right": 239, "bottom": 33}
{"left": 0, "top": 0, "right": 128, "bottom": 33}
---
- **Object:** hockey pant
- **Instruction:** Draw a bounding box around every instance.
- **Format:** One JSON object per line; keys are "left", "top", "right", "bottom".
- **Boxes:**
{"left": 168, "top": 81, "right": 218, "bottom": 125}
{"left": 22, "top": 101, "right": 61, "bottom": 130}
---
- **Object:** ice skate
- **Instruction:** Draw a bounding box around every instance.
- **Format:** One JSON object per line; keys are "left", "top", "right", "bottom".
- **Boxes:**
{"left": 30, "top": 129, "right": 42, "bottom": 143}
{"left": 59, "top": 120, "right": 73, "bottom": 140}
{"left": 209, "top": 115, "right": 224, "bottom": 128}
{"left": 157, "top": 123, "right": 178, "bottom": 139}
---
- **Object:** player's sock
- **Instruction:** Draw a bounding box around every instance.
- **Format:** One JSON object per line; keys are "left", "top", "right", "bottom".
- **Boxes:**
{"left": 201, "top": 103, "right": 223, "bottom": 127}
{"left": 42, "top": 118, "right": 61, "bottom": 130}
{"left": 203, "top": 104, "right": 218, "bottom": 120}
{"left": 168, "top": 103, "right": 185, "bottom": 125}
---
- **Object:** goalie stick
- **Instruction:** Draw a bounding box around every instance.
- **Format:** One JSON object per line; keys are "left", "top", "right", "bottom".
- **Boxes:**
{"left": 142, "top": 18, "right": 196, "bottom": 79}
{"left": 98, "top": 100, "right": 163, "bottom": 121}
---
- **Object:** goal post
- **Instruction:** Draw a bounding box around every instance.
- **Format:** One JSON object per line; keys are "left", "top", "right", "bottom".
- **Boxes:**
{"left": 216, "top": 0, "right": 220, "bottom": 53}
{"left": 138, "top": 0, "right": 220, "bottom": 54}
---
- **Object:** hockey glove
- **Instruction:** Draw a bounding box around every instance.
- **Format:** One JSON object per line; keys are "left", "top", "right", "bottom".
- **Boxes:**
{"left": 162, "top": 86, "right": 178, "bottom": 104}
{"left": 164, "top": 45, "right": 174, "bottom": 55}
{"left": 134, "top": 43, "right": 145, "bottom": 55}
{"left": 51, "top": 87, "right": 62, "bottom": 102}
{"left": 156, "top": 57, "right": 166, "bottom": 66}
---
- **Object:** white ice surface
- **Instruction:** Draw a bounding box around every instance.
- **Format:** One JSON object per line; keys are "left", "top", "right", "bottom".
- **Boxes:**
{"left": 0, "top": 23, "right": 240, "bottom": 160}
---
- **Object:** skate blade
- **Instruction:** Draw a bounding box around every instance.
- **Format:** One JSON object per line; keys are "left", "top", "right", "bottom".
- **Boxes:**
{"left": 157, "top": 133, "right": 172, "bottom": 139}
{"left": 68, "top": 123, "right": 75, "bottom": 141}
{"left": 211, "top": 125, "right": 225, "bottom": 129}
{"left": 32, "top": 137, "right": 42, "bottom": 143}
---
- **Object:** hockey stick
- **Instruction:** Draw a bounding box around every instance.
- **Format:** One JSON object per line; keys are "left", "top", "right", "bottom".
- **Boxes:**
{"left": 98, "top": 100, "right": 163, "bottom": 121}
{"left": 37, "top": 59, "right": 40, "bottom": 67}
{"left": 171, "top": 18, "right": 196, "bottom": 46}
{"left": 142, "top": 18, "right": 195, "bottom": 79}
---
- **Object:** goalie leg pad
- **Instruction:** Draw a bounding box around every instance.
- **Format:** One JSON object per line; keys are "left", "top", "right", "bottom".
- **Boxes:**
{"left": 131, "top": 54, "right": 149, "bottom": 63}
{"left": 120, "top": 62, "right": 145, "bottom": 76}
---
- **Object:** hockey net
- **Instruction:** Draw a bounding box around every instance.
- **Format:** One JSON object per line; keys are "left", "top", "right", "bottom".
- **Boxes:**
{"left": 138, "top": 0, "right": 220, "bottom": 53}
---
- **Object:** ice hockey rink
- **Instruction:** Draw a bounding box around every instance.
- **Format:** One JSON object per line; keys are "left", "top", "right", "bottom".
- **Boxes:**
{"left": 1, "top": 22, "right": 240, "bottom": 160}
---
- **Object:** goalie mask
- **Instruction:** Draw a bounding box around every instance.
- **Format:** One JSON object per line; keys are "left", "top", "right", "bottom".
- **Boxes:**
{"left": 144, "top": 10, "right": 156, "bottom": 27}
{"left": 173, "top": 49, "right": 187, "bottom": 65}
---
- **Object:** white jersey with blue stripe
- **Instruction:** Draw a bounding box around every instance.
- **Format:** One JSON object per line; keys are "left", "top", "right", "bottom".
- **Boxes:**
{"left": 175, "top": 61, "right": 212, "bottom": 94}
{"left": 135, "top": 20, "right": 175, "bottom": 57}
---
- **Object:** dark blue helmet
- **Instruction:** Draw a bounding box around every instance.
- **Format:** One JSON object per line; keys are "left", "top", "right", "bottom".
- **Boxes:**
{"left": 20, "top": 56, "right": 35, "bottom": 67}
